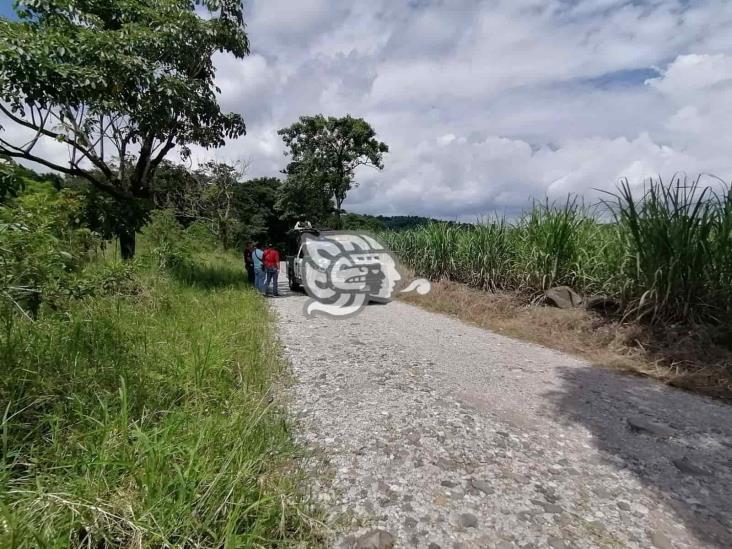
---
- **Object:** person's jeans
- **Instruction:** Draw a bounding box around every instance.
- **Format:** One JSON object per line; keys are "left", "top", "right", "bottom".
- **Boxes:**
{"left": 265, "top": 267, "right": 279, "bottom": 296}
{"left": 255, "top": 268, "right": 266, "bottom": 294}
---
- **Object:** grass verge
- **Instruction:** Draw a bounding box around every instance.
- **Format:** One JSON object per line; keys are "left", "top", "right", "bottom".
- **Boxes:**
{"left": 1, "top": 248, "right": 317, "bottom": 547}
{"left": 383, "top": 176, "right": 732, "bottom": 325}
{"left": 401, "top": 280, "right": 732, "bottom": 402}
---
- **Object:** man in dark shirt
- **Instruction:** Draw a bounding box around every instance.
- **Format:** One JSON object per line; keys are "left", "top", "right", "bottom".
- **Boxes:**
{"left": 243, "top": 242, "right": 255, "bottom": 285}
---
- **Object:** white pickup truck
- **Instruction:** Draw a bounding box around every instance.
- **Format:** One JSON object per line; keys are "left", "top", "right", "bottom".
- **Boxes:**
{"left": 286, "top": 228, "right": 397, "bottom": 302}
{"left": 286, "top": 227, "right": 320, "bottom": 291}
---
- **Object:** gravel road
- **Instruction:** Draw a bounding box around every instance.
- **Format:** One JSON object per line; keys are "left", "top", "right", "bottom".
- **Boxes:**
{"left": 270, "top": 281, "right": 732, "bottom": 549}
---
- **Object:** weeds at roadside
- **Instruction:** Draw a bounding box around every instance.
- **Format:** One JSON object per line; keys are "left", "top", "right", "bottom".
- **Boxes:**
{"left": 0, "top": 246, "right": 318, "bottom": 547}
{"left": 384, "top": 175, "right": 732, "bottom": 326}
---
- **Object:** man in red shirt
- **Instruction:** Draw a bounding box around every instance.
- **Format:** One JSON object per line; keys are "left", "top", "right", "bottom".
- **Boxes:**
{"left": 262, "top": 243, "right": 280, "bottom": 297}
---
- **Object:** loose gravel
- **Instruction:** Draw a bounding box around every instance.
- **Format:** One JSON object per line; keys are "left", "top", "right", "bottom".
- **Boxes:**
{"left": 270, "top": 285, "right": 732, "bottom": 549}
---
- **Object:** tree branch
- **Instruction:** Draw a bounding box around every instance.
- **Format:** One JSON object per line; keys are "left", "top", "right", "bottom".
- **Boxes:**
{"left": 60, "top": 106, "right": 115, "bottom": 180}
{"left": 0, "top": 103, "right": 116, "bottom": 180}
{"left": 18, "top": 108, "right": 51, "bottom": 152}
{"left": 0, "top": 145, "right": 129, "bottom": 200}
{"left": 147, "top": 134, "right": 176, "bottom": 183}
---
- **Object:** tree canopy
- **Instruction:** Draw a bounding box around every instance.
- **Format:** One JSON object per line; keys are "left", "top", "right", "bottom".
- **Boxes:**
{"left": 275, "top": 169, "right": 335, "bottom": 227}
{"left": 0, "top": 0, "right": 249, "bottom": 257}
{"left": 278, "top": 114, "right": 388, "bottom": 227}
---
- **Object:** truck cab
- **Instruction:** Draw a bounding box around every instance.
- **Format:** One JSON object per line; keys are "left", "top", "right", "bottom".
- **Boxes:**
{"left": 286, "top": 225, "right": 321, "bottom": 291}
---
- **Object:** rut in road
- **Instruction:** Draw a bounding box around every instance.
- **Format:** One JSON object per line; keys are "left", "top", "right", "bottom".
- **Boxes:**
{"left": 270, "top": 283, "right": 732, "bottom": 549}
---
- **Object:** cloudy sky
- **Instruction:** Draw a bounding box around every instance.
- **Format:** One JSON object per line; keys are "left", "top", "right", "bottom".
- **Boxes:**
{"left": 4, "top": 0, "right": 732, "bottom": 219}
{"left": 203, "top": 0, "right": 732, "bottom": 219}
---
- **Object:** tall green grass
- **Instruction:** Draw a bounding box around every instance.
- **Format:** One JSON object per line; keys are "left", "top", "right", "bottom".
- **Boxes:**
{"left": 606, "top": 177, "right": 732, "bottom": 321}
{"left": 0, "top": 248, "right": 314, "bottom": 547}
{"left": 384, "top": 176, "right": 732, "bottom": 324}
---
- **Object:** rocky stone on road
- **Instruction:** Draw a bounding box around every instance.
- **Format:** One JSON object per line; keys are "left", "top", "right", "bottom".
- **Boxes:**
{"left": 626, "top": 416, "right": 676, "bottom": 438}
{"left": 543, "top": 286, "right": 583, "bottom": 309}
{"left": 458, "top": 513, "right": 478, "bottom": 528}
{"left": 353, "top": 529, "right": 395, "bottom": 549}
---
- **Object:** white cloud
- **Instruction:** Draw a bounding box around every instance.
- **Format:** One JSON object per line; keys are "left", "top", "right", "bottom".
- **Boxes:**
{"left": 6, "top": 0, "right": 732, "bottom": 218}
{"left": 205, "top": 0, "right": 732, "bottom": 218}
{"left": 647, "top": 53, "right": 732, "bottom": 100}
{"left": 646, "top": 53, "right": 732, "bottom": 166}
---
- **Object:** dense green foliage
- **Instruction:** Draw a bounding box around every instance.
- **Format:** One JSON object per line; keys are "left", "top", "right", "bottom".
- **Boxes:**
{"left": 152, "top": 163, "right": 288, "bottom": 250}
{"left": 276, "top": 170, "right": 336, "bottom": 228}
{"left": 384, "top": 177, "right": 732, "bottom": 324}
{"left": 153, "top": 160, "right": 246, "bottom": 250}
{"left": 233, "top": 176, "right": 290, "bottom": 248}
{"left": 375, "top": 215, "right": 446, "bottom": 231}
{"left": 0, "top": 159, "right": 22, "bottom": 201}
{"left": 0, "top": 178, "right": 97, "bottom": 318}
{"left": 0, "top": 0, "right": 250, "bottom": 257}
{"left": 0, "top": 179, "right": 314, "bottom": 547}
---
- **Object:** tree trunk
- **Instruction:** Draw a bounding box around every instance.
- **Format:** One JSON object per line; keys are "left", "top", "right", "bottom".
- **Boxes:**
{"left": 335, "top": 197, "right": 343, "bottom": 229}
{"left": 118, "top": 230, "right": 136, "bottom": 260}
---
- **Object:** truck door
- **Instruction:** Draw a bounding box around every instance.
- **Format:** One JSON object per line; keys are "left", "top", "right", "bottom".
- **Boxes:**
{"left": 294, "top": 244, "right": 305, "bottom": 284}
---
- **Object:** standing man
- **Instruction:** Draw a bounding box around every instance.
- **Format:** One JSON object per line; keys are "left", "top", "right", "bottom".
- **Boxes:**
{"left": 251, "top": 242, "right": 265, "bottom": 294}
{"left": 244, "top": 242, "right": 255, "bottom": 285}
{"left": 262, "top": 243, "right": 280, "bottom": 297}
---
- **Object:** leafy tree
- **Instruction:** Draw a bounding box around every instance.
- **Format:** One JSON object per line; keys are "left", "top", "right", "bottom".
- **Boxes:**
{"left": 152, "top": 164, "right": 287, "bottom": 250}
{"left": 0, "top": 158, "right": 22, "bottom": 201}
{"left": 0, "top": 0, "right": 249, "bottom": 258}
{"left": 78, "top": 179, "right": 149, "bottom": 245}
{"left": 278, "top": 115, "right": 388, "bottom": 228}
{"left": 275, "top": 170, "right": 334, "bottom": 228}
{"left": 152, "top": 161, "right": 200, "bottom": 217}
{"left": 192, "top": 161, "right": 245, "bottom": 250}
{"left": 233, "top": 176, "right": 288, "bottom": 248}
{"left": 376, "top": 215, "right": 439, "bottom": 231}
{"left": 154, "top": 160, "right": 248, "bottom": 249}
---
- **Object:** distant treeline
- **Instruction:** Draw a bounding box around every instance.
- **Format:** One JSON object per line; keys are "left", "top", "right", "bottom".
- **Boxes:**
{"left": 341, "top": 212, "right": 463, "bottom": 232}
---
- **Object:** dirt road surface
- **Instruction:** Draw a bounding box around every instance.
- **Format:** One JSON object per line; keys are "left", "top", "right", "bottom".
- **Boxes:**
{"left": 270, "top": 282, "right": 732, "bottom": 549}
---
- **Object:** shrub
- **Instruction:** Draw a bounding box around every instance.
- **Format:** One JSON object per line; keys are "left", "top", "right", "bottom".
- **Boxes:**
{"left": 185, "top": 219, "right": 218, "bottom": 252}
{"left": 0, "top": 187, "right": 97, "bottom": 317}
{"left": 0, "top": 159, "right": 23, "bottom": 201}
{"left": 142, "top": 209, "right": 192, "bottom": 270}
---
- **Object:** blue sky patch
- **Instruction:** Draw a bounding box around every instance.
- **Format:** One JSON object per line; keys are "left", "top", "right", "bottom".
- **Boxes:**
{"left": 585, "top": 67, "right": 662, "bottom": 89}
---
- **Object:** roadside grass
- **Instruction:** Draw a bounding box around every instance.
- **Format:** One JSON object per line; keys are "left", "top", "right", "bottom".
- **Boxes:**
{"left": 384, "top": 175, "right": 732, "bottom": 325}
{"left": 0, "top": 246, "right": 317, "bottom": 547}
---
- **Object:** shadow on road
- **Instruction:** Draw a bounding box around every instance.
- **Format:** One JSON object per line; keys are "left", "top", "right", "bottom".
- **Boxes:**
{"left": 548, "top": 365, "right": 732, "bottom": 547}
